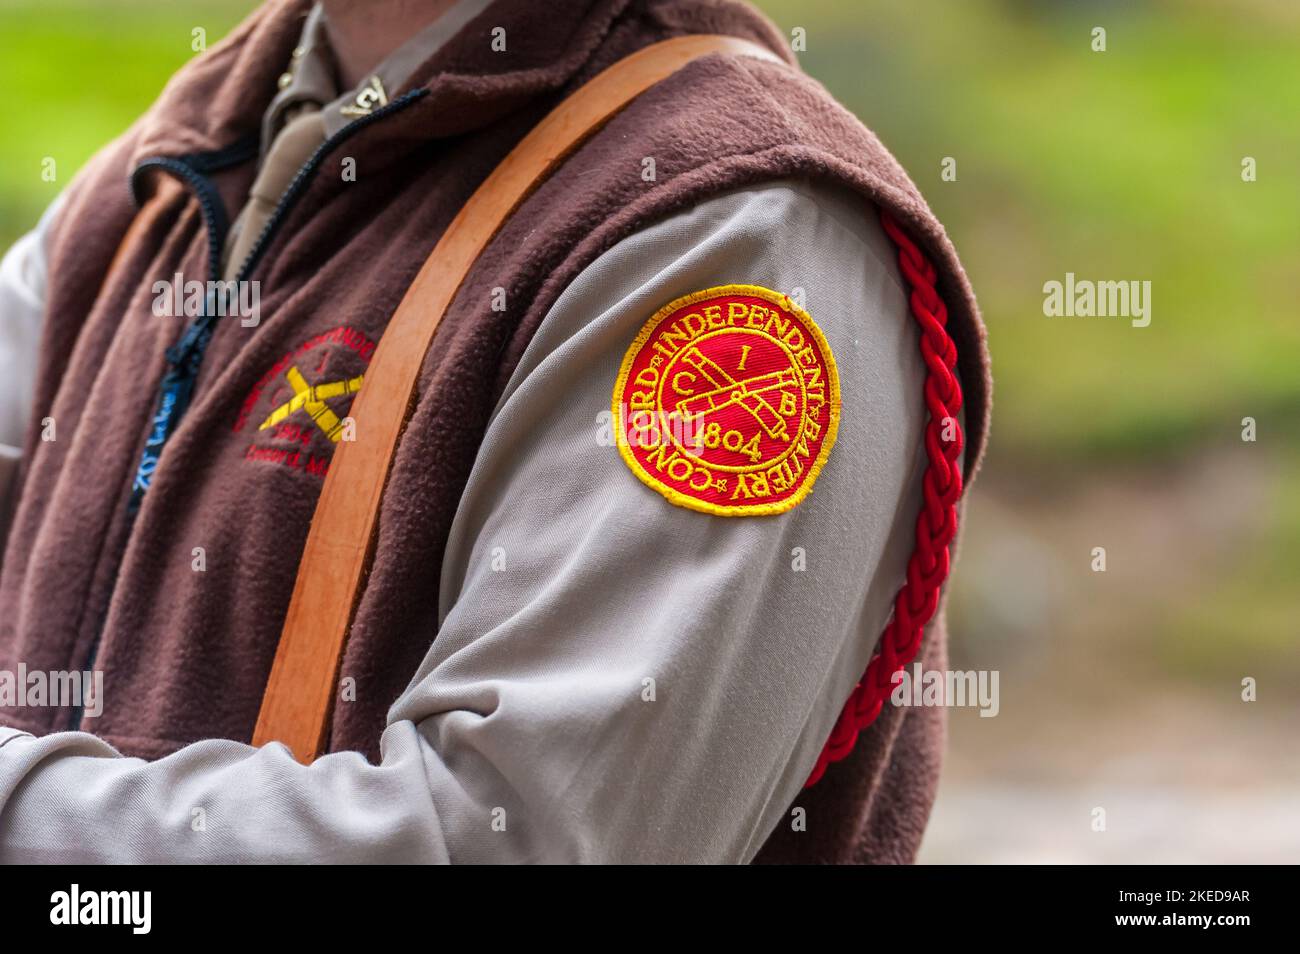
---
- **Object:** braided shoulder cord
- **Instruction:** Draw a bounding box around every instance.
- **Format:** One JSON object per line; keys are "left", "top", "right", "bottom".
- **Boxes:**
{"left": 805, "top": 208, "right": 966, "bottom": 788}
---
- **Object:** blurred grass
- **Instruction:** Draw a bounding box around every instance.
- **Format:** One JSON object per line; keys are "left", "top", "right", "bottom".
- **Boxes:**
{"left": 0, "top": 0, "right": 253, "bottom": 246}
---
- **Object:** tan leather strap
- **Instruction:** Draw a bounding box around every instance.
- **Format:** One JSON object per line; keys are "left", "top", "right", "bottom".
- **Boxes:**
{"left": 253, "top": 34, "right": 785, "bottom": 761}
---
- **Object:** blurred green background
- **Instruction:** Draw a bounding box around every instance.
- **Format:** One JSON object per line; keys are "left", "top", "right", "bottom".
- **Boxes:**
{"left": 1, "top": 0, "right": 1296, "bottom": 861}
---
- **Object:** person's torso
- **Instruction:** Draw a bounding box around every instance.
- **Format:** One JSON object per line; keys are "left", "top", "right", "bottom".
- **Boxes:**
{"left": 0, "top": 0, "right": 989, "bottom": 863}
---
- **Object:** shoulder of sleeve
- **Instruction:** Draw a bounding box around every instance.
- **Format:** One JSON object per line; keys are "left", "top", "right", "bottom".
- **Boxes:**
{"left": 481, "top": 176, "right": 926, "bottom": 536}
{"left": 498, "top": 175, "right": 915, "bottom": 418}
{"left": 461, "top": 176, "right": 928, "bottom": 576}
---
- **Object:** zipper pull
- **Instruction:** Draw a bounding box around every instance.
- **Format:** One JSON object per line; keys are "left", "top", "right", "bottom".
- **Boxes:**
{"left": 165, "top": 307, "right": 217, "bottom": 373}
{"left": 165, "top": 321, "right": 204, "bottom": 367}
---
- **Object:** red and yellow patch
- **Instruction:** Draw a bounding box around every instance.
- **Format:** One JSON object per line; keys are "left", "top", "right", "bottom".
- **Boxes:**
{"left": 233, "top": 324, "right": 375, "bottom": 477}
{"left": 613, "top": 284, "right": 840, "bottom": 516}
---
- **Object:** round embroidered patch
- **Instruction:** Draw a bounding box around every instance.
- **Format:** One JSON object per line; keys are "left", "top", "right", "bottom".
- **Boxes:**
{"left": 612, "top": 284, "right": 841, "bottom": 516}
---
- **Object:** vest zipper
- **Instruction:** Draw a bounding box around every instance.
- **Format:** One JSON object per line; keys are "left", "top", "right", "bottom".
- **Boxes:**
{"left": 69, "top": 89, "right": 428, "bottom": 728}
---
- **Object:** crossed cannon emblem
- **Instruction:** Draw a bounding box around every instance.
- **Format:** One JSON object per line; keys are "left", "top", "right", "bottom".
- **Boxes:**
{"left": 258, "top": 366, "right": 364, "bottom": 443}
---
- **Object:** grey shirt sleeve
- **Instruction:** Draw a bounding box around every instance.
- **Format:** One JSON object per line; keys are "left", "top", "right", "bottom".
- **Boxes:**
{"left": 0, "top": 179, "right": 926, "bottom": 863}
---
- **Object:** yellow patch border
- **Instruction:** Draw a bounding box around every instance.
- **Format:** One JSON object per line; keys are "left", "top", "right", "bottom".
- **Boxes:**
{"left": 612, "top": 283, "right": 842, "bottom": 517}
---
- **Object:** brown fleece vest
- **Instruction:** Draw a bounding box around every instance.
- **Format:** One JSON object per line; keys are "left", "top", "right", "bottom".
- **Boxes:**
{"left": 0, "top": 0, "right": 989, "bottom": 864}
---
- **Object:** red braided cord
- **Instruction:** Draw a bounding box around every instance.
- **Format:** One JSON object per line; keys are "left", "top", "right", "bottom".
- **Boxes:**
{"left": 804, "top": 208, "right": 965, "bottom": 788}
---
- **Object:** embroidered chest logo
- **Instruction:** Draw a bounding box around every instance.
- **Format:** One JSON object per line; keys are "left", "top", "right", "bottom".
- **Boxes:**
{"left": 613, "top": 284, "right": 841, "bottom": 516}
{"left": 233, "top": 325, "right": 376, "bottom": 476}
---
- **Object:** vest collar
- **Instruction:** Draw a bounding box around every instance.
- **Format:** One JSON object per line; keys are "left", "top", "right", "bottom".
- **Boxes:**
{"left": 129, "top": 0, "right": 632, "bottom": 169}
